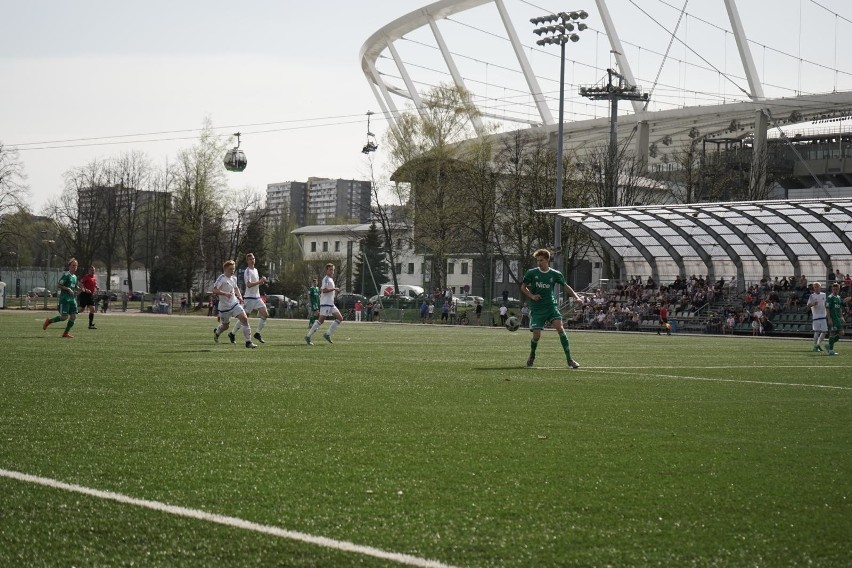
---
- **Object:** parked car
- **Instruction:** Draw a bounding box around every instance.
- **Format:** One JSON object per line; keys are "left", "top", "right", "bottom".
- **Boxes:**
{"left": 95, "top": 290, "right": 121, "bottom": 301}
{"left": 491, "top": 296, "right": 522, "bottom": 308}
{"left": 460, "top": 295, "right": 485, "bottom": 306}
{"left": 369, "top": 294, "right": 414, "bottom": 306}
{"left": 335, "top": 293, "right": 367, "bottom": 310}
{"left": 30, "top": 287, "right": 54, "bottom": 297}
{"left": 128, "top": 291, "right": 146, "bottom": 301}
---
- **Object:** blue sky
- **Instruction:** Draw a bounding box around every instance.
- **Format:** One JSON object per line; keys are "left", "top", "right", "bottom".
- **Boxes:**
{"left": 3, "top": 0, "right": 850, "bottom": 212}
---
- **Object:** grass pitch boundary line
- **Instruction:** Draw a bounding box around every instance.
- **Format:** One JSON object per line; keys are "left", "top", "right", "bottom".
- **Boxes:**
{"left": 574, "top": 368, "right": 852, "bottom": 391}
{"left": 0, "top": 468, "right": 457, "bottom": 568}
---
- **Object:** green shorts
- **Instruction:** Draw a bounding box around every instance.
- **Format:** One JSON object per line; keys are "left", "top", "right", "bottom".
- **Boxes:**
{"left": 58, "top": 298, "right": 78, "bottom": 316}
{"left": 529, "top": 304, "right": 562, "bottom": 331}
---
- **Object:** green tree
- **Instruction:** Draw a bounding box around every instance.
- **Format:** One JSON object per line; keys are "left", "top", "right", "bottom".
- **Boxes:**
{"left": 353, "top": 222, "right": 389, "bottom": 296}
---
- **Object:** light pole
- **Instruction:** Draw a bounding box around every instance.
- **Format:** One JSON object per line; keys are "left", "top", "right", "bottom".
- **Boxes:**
{"left": 531, "top": 10, "right": 588, "bottom": 284}
{"left": 41, "top": 238, "right": 55, "bottom": 310}
{"left": 9, "top": 251, "right": 18, "bottom": 298}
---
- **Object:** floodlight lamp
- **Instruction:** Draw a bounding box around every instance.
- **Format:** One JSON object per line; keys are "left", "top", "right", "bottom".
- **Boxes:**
{"left": 534, "top": 27, "right": 546, "bottom": 35}
{"left": 579, "top": 10, "right": 589, "bottom": 19}
{"left": 564, "top": 23, "right": 575, "bottom": 32}
{"left": 569, "top": 11, "right": 579, "bottom": 19}
{"left": 536, "top": 39, "right": 547, "bottom": 46}
{"left": 578, "top": 22, "right": 588, "bottom": 31}
{"left": 570, "top": 33, "right": 580, "bottom": 42}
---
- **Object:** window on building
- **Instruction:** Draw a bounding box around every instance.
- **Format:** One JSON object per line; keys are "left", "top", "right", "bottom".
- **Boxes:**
{"left": 322, "top": 242, "right": 328, "bottom": 252}
{"left": 395, "top": 263, "right": 402, "bottom": 274}
{"left": 310, "top": 242, "right": 317, "bottom": 253}
{"left": 461, "top": 262, "right": 469, "bottom": 275}
{"left": 447, "top": 262, "right": 455, "bottom": 274}
{"left": 335, "top": 241, "right": 340, "bottom": 252}
{"left": 396, "top": 238, "right": 402, "bottom": 249}
{"left": 408, "top": 263, "right": 415, "bottom": 274}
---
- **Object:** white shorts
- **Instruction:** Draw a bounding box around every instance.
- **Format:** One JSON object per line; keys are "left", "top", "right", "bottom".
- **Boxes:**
{"left": 812, "top": 318, "right": 828, "bottom": 332}
{"left": 242, "top": 297, "right": 267, "bottom": 315}
{"left": 218, "top": 303, "right": 246, "bottom": 324}
{"left": 320, "top": 305, "right": 341, "bottom": 318}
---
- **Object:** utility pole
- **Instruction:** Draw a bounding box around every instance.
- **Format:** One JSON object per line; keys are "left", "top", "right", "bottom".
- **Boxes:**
{"left": 580, "top": 68, "right": 649, "bottom": 207}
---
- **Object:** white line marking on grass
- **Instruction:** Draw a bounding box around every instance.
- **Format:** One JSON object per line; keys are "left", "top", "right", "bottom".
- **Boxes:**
{"left": 0, "top": 468, "right": 458, "bottom": 568}
{"left": 573, "top": 368, "right": 852, "bottom": 391}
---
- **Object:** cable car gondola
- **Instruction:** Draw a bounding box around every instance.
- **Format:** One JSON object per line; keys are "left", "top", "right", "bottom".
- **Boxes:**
{"left": 224, "top": 132, "right": 247, "bottom": 172}
{"left": 361, "top": 111, "right": 378, "bottom": 154}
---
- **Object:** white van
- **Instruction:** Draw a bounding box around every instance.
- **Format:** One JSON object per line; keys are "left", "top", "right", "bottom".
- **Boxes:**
{"left": 379, "top": 284, "right": 424, "bottom": 299}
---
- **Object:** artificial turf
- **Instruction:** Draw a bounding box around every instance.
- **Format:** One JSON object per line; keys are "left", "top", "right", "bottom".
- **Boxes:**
{"left": 1, "top": 310, "right": 849, "bottom": 566}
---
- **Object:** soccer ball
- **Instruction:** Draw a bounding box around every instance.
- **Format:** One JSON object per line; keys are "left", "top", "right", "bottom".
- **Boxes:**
{"left": 505, "top": 316, "right": 520, "bottom": 332}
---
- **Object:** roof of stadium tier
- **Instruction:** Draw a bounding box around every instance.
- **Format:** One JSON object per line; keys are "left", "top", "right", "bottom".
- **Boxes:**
{"left": 538, "top": 197, "right": 852, "bottom": 287}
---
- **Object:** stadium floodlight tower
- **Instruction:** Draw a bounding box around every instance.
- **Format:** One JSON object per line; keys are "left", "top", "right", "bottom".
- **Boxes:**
{"left": 530, "top": 10, "right": 588, "bottom": 283}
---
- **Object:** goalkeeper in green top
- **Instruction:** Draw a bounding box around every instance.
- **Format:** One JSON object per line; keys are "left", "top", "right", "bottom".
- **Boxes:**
{"left": 308, "top": 277, "right": 320, "bottom": 328}
{"left": 42, "top": 257, "right": 80, "bottom": 338}
{"left": 520, "top": 248, "right": 585, "bottom": 369}
{"left": 826, "top": 281, "right": 845, "bottom": 356}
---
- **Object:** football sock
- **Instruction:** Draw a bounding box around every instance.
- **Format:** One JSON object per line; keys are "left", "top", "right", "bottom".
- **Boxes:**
{"left": 242, "top": 325, "right": 252, "bottom": 341}
{"left": 309, "top": 316, "right": 316, "bottom": 327}
{"left": 232, "top": 321, "right": 242, "bottom": 333}
{"left": 328, "top": 320, "right": 340, "bottom": 335}
{"left": 307, "top": 321, "right": 320, "bottom": 337}
{"left": 529, "top": 338, "right": 539, "bottom": 358}
{"left": 257, "top": 317, "right": 267, "bottom": 332}
{"left": 51, "top": 316, "right": 63, "bottom": 324}
{"left": 829, "top": 334, "right": 838, "bottom": 350}
{"left": 559, "top": 332, "right": 571, "bottom": 359}
{"left": 65, "top": 319, "right": 75, "bottom": 332}
{"left": 89, "top": 312, "right": 94, "bottom": 326}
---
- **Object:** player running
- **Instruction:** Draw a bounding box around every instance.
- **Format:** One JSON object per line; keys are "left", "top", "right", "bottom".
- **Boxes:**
{"left": 308, "top": 277, "right": 320, "bottom": 328}
{"left": 212, "top": 259, "right": 257, "bottom": 349}
{"left": 228, "top": 253, "right": 269, "bottom": 344}
{"left": 43, "top": 258, "right": 80, "bottom": 338}
{"left": 520, "top": 249, "right": 584, "bottom": 369}
{"left": 305, "top": 263, "right": 343, "bottom": 345}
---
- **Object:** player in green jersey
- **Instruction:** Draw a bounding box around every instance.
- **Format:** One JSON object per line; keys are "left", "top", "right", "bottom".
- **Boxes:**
{"left": 308, "top": 277, "right": 320, "bottom": 328}
{"left": 42, "top": 257, "right": 80, "bottom": 338}
{"left": 520, "top": 248, "right": 585, "bottom": 369}
{"left": 826, "top": 282, "right": 845, "bottom": 356}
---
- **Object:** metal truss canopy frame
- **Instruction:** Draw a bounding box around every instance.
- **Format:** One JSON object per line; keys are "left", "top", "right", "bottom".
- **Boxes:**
{"left": 539, "top": 197, "right": 852, "bottom": 287}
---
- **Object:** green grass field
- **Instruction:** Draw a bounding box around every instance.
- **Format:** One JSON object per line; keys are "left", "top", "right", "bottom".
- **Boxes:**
{"left": 1, "top": 309, "right": 849, "bottom": 567}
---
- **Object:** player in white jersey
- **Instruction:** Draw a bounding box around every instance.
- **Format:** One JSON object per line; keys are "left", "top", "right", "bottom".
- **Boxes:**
{"left": 305, "top": 263, "right": 343, "bottom": 345}
{"left": 212, "top": 259, "right": 257, "bottom": 348}
{"left": 229, "top": 252, "right": 269, "bottom": 344}
{"left": 806, "top": 281, "right": 828, "bottom": 352}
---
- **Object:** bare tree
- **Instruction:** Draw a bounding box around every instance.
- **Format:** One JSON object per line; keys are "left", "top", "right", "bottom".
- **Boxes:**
{"left": 493, "top": 131, "right": 559, "bottom": 282}
{"left": 49, "top": 158, "right": 110, "bottom": 269}
{"left": 385, "top": 84, "right": 482, "bottom": 291}
{"left": 0, "top": 142, "right": 30, "bottom": 255}
{"left": 110, "top": 151, "right": 154, "bottom": 292}
{"left": 169, "top": 120, "right": 228, "bottom": 291}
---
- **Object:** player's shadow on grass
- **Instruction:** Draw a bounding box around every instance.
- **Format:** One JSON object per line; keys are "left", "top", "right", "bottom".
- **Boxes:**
{"left": 472, "top": 365, "right": 533, "bottom": 371}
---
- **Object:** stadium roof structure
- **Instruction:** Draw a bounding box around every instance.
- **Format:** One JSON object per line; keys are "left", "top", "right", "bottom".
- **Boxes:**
{"left": 539, "top": 197, "right": 852, "bottom": 288}
{"left": 360, "top": 0, "right": 852, "bottom": 159}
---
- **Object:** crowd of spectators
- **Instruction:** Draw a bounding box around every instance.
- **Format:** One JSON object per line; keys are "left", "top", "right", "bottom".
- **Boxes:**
{"left": 570, "top": 271, "right": 852, "bottom": 334}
